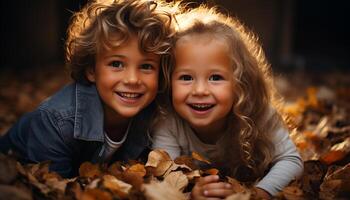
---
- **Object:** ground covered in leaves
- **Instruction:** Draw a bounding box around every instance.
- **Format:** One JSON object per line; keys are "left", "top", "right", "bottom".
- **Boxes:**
{"left": 0, "top": 66, "right": 349, "bottom": 200}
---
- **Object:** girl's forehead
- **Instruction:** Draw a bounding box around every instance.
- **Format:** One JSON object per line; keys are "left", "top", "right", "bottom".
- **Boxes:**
{"left": 177, "top": 33, "right": 227, "bottom": 48}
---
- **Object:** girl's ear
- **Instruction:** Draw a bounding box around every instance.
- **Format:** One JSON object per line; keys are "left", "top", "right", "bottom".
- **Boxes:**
{"left": 86, "top": 67, "right": 96, "bottom": 82}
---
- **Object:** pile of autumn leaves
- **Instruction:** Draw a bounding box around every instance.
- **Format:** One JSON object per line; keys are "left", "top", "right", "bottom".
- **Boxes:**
{"left": 0, "top": 86, "right": 349, "bottom": 200}
{"left": 0, "top": 150, "right": 254, "bottom": 200}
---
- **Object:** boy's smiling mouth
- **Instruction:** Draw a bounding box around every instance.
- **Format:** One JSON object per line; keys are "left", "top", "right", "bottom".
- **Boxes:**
{"left": 116, "top": 92, "right": 143, "bottom": 99}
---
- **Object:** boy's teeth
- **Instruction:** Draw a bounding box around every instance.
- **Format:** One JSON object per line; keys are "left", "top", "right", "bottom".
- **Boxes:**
{"left": 119, "top": 92, "right": 140, "bottom": 98}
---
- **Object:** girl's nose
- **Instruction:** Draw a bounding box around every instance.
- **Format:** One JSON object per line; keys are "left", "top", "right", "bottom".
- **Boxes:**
{"left": 123, "top": 68, "right": 141, "bottom": 85}
{"left": 191, "top": 81, "right": 210, "bottom": 96}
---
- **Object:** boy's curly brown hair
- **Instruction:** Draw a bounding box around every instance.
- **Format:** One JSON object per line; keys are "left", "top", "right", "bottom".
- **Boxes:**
{"left": 65, "top": 0, "right": 175, "bottom": 86}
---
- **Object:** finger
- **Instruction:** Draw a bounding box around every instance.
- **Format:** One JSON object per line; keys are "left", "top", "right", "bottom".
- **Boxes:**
{"left": 197, "top": 175, "right": 220, "bottom": 186}
{"left": 202, "top": 182, "right": 232, "bottom": 191}
{"left": 203, "top": 188, "right": 234, "bottom": 198}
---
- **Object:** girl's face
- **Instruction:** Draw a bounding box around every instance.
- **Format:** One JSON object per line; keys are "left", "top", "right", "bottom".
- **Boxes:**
{"left": 172, "top": 35, "right": 235, "bottom": 138}
{"left": 87, "top": 35, "right": 160, "bottom": 122}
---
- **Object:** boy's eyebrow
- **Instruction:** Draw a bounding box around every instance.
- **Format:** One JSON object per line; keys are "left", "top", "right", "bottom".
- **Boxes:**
{"left": 103, "top": 54, "right": 126, "bottom": 59}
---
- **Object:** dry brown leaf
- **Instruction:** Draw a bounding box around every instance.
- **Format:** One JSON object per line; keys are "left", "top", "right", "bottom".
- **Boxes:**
{"left": 185, "top": 170, "right": 201, "bottom": 181}
{"left": 323, "top": 163, "right": 350, "bottom": 180}
{"left": 162, "top": 161, "right": 193, "bottom": 177}
{"left": 142, "top": 181, "right": 187, "bottom": 200}
{"left": 122, "top": 168, "right": 144, "bottom": 191}
{"left": 79, "top": 162, "right": 102, "bottom": 178}
{"left": 125, "top": 163, "right": 146, "bottom": 177}
{"left": 0, "top": 153, "right": 18, "bottom": 184}
{"left": 0, "top": 185, "right": 32, "bottom": 200}
{"left": 204, "top": 168, "right": 219, "bottom": 175}
{"left": 164, "top": 171, "right": 189, "bottom": 192}
{"left": 191, "top": 152, "right": 211, "bottom": 164}
{"left": 102, "top": 175, "right": 132, "bottom": 199}
{"left": 145, "top": 149, "right": 173, "bottom": 177}
{"left": 80, "top": 188, "right": 113, "bottom": 200}
{"left": 107, "top": 162, "right": 123, "bottom": 179}
{"left": 225, "top": 192, "right": 251, "bottom": 200}
{"left": 226, "top": 177, "right": 247, "bottom": 193}
{"left": 65, "top": 181, "right": 83, "bottom": 200}
{"left": 281, "top": 186, "right": 305, "bottom": 200}
{"left": 145, "top": 149, "right": 172, "bottom": 168}
{"left": 43, "top": 172, "right": 68, "bottom": 192}
{"left": 174, "top": 155, "right": 198, "bottom": 170}
{"left": 320, "top": 137, "right": 350, "bottom": 165}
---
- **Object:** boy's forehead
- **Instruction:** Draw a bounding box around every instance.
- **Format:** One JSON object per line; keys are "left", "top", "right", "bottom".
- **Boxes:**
{"left": 96, "top": 35, "right": 160, "bottom": 61}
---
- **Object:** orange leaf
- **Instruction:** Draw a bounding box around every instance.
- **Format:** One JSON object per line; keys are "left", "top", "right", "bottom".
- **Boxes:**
{"left": 79, "top": 162, "right": 102, "bottom": 178}
{"left": 81, "top": 188, "right": 112, "bottom": 200}
{"left": 204, "top": 168, "right": 219, "bottom": 175}
{"left": 125, "top": 163, "right": 146, "bottom": 177}
{"left": 191, "top": 152, "right": 211, "bottom": 164}
{"left": 102, "top": 175, "right": 132, "bottom": 199}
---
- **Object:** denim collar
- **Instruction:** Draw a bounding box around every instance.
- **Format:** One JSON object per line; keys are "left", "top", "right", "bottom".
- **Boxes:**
{"left": 73, "top": 83, "right": 104, "bottom": 142}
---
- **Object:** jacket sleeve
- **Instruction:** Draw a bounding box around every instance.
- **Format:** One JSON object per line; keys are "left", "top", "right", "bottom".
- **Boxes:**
{"left": 2, "top": 109, "right": 75, "bottom": 178}
{"left": 255, "top": 128, "right": 304, "bottom": 196}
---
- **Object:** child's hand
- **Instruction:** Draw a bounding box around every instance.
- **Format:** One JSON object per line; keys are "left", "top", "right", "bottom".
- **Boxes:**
{"left": 191, "top": 175, "right": 233, "bottom": 200}
{"left": 253, "top": 187, "right": 271, "bottom": 200}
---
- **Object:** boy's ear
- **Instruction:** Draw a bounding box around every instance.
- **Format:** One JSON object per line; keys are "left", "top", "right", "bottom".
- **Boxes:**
{"left": 86, "top": 67, "right": 96, "bottom": 82}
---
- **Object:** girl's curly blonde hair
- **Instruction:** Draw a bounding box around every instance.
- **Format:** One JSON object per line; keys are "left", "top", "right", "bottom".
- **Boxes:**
{"left": 65, "top": 0, "right": 175, "bottom": 86}
{"left": 166, "top": 5, "right": 285, "bottom": 182}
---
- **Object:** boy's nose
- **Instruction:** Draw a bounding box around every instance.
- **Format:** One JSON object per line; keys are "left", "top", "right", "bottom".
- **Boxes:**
{"left": 123, "top": 68, "right": 141, "bottom": 85}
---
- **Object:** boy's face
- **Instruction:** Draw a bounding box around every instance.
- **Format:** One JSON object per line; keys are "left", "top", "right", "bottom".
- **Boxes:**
{"left": 87, "top": 35, "right": 160, "bottom": 121}
{"left": 171, "top": 35, "right": 235, "bottom": 139}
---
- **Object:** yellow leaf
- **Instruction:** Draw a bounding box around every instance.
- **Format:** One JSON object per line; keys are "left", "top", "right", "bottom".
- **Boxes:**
{"left": 102, "top": 175, "right": 132, "bottom": 199}
{"left": 164, "top": 171, "right": 189, "bottom": 192}
{"left": 142, "top": 181, "right": 187, "bottom": 200}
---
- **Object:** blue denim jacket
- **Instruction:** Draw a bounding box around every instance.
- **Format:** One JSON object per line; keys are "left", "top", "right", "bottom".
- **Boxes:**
{"left": 0, "top": 82, "right": 151, "bottom": 177}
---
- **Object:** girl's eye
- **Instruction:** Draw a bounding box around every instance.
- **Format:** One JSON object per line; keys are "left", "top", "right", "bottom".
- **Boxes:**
{"left": 209, "top": 74, "right": 224, "bottom": 81}
{"left": 141, "top": 64, "right": 154, "bottom": 70}
{"left": 179, "top": 75, "right": 193, "bottom": 81}
{"left": 109, "top": 61, "right": 123, "bottom": 68}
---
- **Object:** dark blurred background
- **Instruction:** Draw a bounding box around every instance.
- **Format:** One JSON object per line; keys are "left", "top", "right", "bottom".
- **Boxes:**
{"left": 0, "top": 0, "right": 349, "bottom": 71}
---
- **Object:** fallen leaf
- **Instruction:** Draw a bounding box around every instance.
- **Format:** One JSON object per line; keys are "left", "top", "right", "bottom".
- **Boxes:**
{"left": 164, "top": 171, "right": 189, "bottom": 192}
{"left": 225, "top": 191, "right": 250, "bottom": 200}
{"left": 226, "top": 177, "right": 247, "bottom": 193}
{"left": 79, "top": 162, "right": 102, "bottom": 178}
{"left": 192, "top": 152, "right": 211, "bottom": 164}
{"left": 282, "top": 186, "right": 305, "bottom": 200}
{"left": 203, "top": 168, "right": 219, "bottom": 175}
{"left": 102, "top": 175, "right": 132, "bottom": 199}
{"left": 142, "top": 181, "right": 187, "bottom": 200}
{"left": 80, "top": 188, "right": 113, "bottom": 200}
{"left": 125, "top": 163, "right": 146, "bottom": 177}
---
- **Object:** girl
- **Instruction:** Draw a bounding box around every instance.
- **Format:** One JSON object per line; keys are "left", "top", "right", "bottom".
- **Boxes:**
{"left": 152, "top": 5, "right": 303, "bottom": 199}
{"left": 0, "top": 0, "right": 174, "bottom": 178}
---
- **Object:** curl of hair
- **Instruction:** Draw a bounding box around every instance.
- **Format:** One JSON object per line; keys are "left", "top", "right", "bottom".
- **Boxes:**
{"left": 65, "top": 0, "right": 175, "bottom": 85}
{"left": 170, "top": 4, "right": 286, "bottom": 182}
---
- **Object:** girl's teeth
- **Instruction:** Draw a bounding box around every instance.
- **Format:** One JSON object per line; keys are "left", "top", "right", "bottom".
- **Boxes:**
{"left": 193, "top": 104, "right": 211, "bottom": 108}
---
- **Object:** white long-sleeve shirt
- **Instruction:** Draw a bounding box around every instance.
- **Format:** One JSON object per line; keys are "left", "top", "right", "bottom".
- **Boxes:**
{"left": 152, "top": 115, "right": 303, "bottom": 196}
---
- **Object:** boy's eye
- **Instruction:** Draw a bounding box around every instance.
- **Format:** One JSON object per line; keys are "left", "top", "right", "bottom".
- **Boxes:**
{"left": 109, "top": 61, "right": 123, "bottom": 68}
{"left": 179, "top": 75, "right": 193, "bottom": 81}
{"left": 140, "top": 64, "right": 154, "bottom": 70}
{"left": 209, "top": 74, "right": 224, "bottom": 81}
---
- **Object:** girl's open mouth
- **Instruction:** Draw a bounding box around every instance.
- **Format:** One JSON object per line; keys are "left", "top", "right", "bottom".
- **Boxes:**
{"left": 188, "top": 103, "right": 215, "bottom": 111}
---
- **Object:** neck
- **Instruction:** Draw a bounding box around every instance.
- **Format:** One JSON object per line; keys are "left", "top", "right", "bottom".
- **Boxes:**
{"left": 103, "top": 105, "right": 131, "bottom": 142}
{"left": 191, "top": 118, "right": 229, "bottom": 145}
